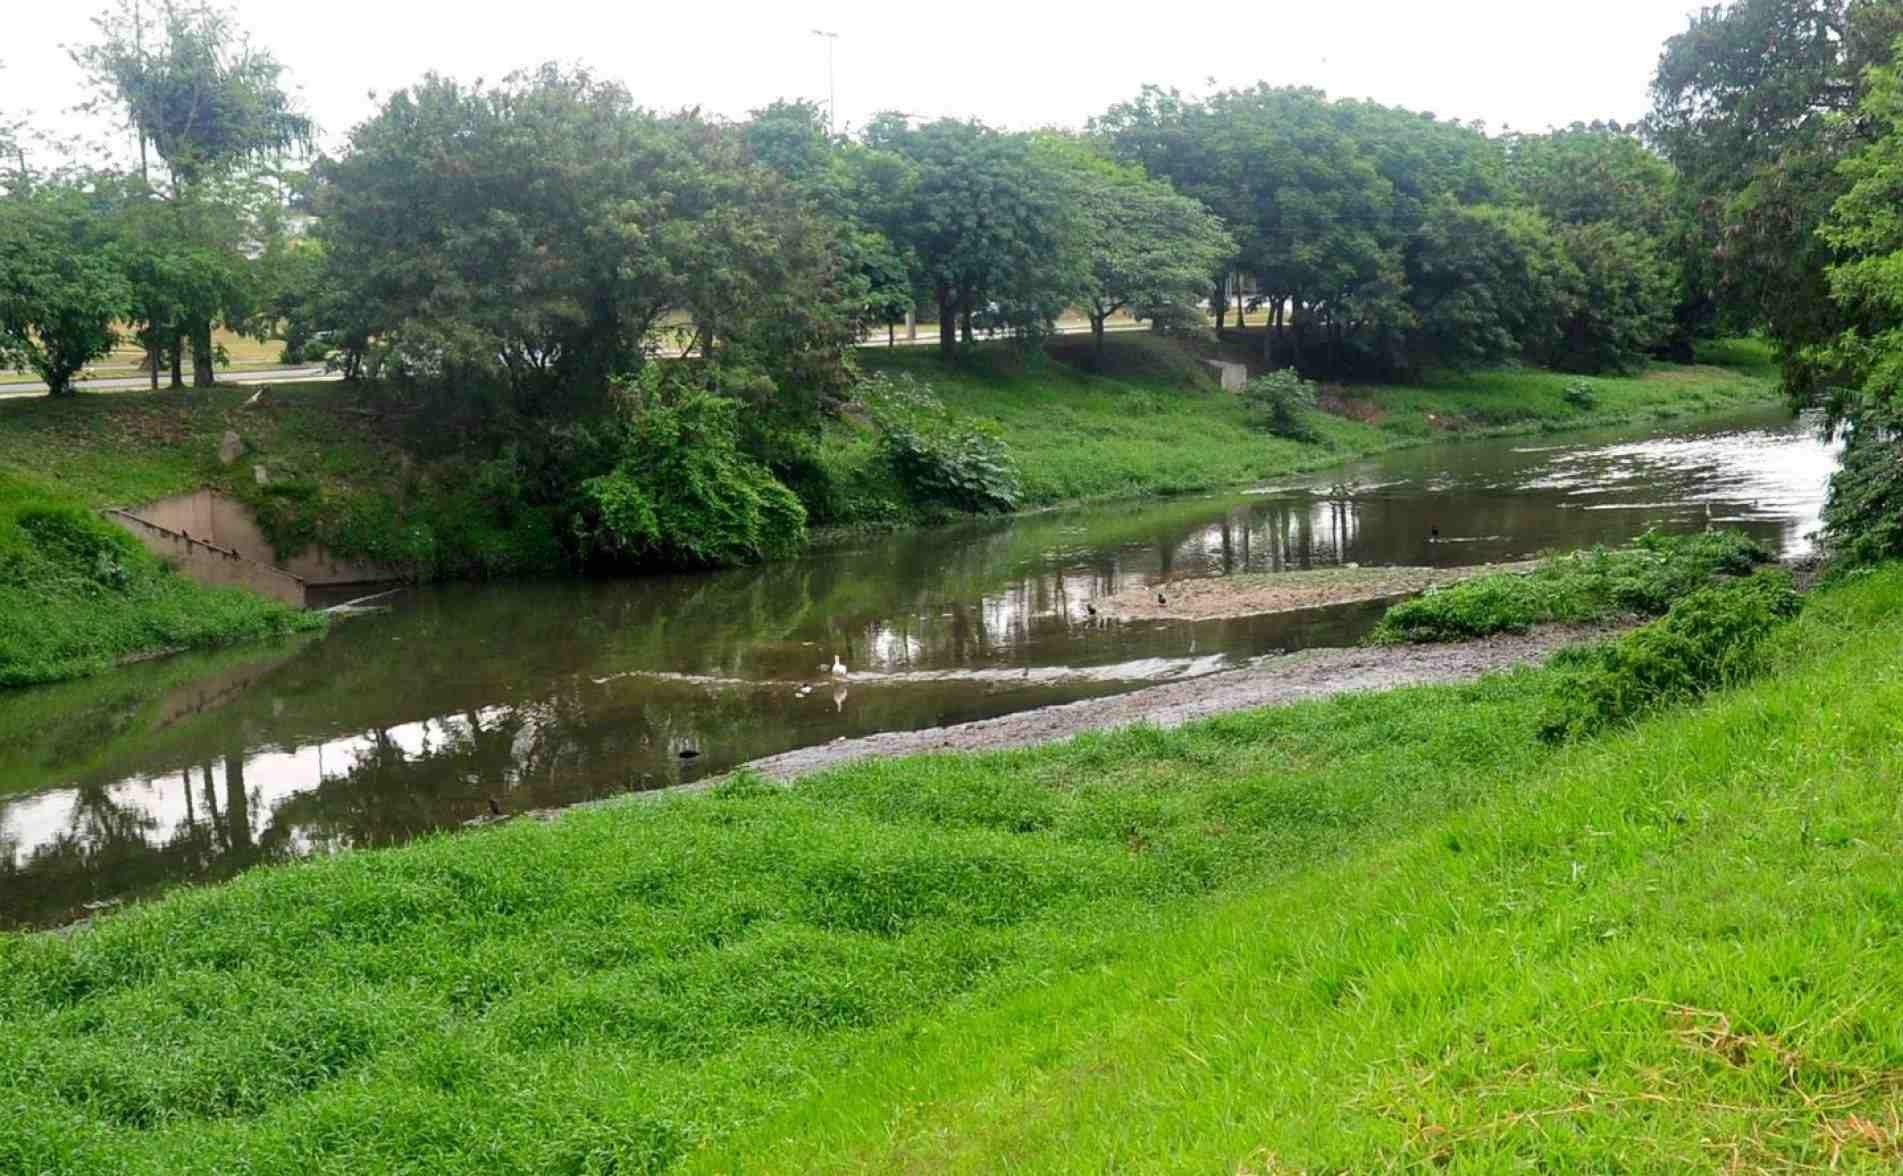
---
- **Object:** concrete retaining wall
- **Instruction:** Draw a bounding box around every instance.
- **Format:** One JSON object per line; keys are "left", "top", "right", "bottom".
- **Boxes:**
{"left": 104, "top": 509, "right": 311, "bottom": 608}
{"left": 127, "top": 488, "right": 392, "bottom": 588}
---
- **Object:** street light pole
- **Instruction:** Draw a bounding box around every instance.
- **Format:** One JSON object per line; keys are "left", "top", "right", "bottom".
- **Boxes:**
{"left": 811, "top": 29, "right": 839, "bottom": 136}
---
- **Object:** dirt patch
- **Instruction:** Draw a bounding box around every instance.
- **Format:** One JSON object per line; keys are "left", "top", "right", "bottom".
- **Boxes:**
{"left": 1100, "top": 562, "right": 1541, "bottom": 622}
{"left": 1317, "top": 391, "right": 1386, "bottom": 424}
{"left": 735, "top": 621, "right": 1618, "bottom": 783}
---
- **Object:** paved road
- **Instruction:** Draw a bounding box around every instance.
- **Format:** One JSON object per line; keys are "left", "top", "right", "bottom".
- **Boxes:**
{"left": 0, "top": 322, "right": 1163, "bottom": 399}
{"left": 0, "top": 365, "right": 333, "bottom": 400}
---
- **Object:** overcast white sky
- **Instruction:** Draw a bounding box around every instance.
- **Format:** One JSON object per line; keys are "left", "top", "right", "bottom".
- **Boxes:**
{"left": 3, "top": 0, "right": 1707, "bottom": 164}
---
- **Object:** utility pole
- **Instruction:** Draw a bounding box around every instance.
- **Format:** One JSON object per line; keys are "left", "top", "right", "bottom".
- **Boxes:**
{"left": 811, "top": 29, "right": 838, "bottom": 136}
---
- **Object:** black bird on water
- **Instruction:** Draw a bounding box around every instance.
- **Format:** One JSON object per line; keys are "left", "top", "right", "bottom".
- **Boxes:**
{"left": 678, "top": 748, "right": 702, "bottom": 760}
{"left": 1156, "top": 591, "right": 1169, "bottom": 606}
{"left": 1085, "top": 602, "right": 1098, "bottom": 617}
{"left": 487, "top": 797, "right": 503, "bottom": 817}
{"left": 1430, "top": 525, "right": 1441, "bottom": 541}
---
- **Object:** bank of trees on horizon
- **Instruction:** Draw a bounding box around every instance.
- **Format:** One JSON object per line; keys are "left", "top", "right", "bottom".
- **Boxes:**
{"left": 6, "top": 0, "right": 1903, "bottom": 569}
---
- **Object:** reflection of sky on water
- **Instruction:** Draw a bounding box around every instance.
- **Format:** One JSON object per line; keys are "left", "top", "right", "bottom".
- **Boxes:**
{"left": 0, "top": 407, "right": 1842, "bottom": 926}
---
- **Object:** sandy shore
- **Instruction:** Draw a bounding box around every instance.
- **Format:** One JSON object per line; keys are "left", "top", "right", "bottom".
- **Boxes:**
{"left": 1098, "top": 561, "right": 1542, "bottom": 622}
{"left": 736, "top": 621, "right": 1613, "bottom": 782}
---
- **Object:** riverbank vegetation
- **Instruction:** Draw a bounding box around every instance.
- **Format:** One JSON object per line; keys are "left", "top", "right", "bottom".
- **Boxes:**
{"left": 2, "top": 559, "right": 1893, "bottom": 1171}
{"left": 1369, "top": 529, "right": 1772, "bottom": 643}
{"left": 0, "top": 336, "right": 1781, "bottom": 579}
{"left": 0, "top": 474, "right": 321, "bottom": 687}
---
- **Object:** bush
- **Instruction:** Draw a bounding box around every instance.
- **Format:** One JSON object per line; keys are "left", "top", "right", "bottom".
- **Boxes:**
{"left": 1538, "top": 571, "right": 1801, "bottom": 740}
{"left": 1821, "top": 431, "right": 1903, "bottom": 566}
{"left": 863, "top": 373, "right": 1021, "bottom": 515}
{"left": 573, "top": 379, "right": 807, "bottom": 570}
{"left": 1562, "top": 379, "right": 1597, "bottom": 410}
{"left": 1242, "top": 369, "right": 1319, "bottom": 440}
{"left": 1370, "top": 530, "right": 1772, "bottom": 643}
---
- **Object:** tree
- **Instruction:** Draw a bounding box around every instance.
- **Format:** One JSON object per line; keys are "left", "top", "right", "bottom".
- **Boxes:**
{"left": 0, "top": 184, "right": 131, "bottom": 396}
{"left": 1545, "top": 223, "right": 1678, "bottom": 373}
{"left": 1034, "top": 136, "right": 1233, "bottom": 365}
{"left": 864, "top": 116, "right": 1080, "bottom": 361}
{"left": 316, "top": 66, "right": 860, "bottom": 422}
{"left": 1102, "top": 85, "right": 1508, "bottom": 377}
{"left": 1648, "top": 0, "right": 1903, "bottom": 378}
{"left": 1797, "top": 46, "right": 1903, "bottom": 560}
{"left": 1402, "top": 201, "right": 1574, "bottom": 374}
{"left": 72, "top": 0, "right": 311, "bottom": 386}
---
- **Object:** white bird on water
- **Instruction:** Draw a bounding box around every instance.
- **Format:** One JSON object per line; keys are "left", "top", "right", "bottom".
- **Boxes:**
{"left": 831, "top": 655, "right": 849, "bottom": 679}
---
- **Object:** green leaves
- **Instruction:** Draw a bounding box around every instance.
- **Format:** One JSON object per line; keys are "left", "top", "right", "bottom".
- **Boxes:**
{"left": 0, "top": 185, "right": 131, "bottom": 396}
{"left": 574, "top": 378, "right": 808, "bottom": 569}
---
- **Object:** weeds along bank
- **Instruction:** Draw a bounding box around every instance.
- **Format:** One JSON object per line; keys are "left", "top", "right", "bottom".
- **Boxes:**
{"left": 0, "top": 553, "right": 1890, "bottom": 1171}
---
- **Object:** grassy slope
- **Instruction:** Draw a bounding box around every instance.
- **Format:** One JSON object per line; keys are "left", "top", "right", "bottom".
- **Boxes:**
{"left": 2, "top": 565, "right": 1897, "bottom": 1172}
{"left": 828, "top": 336, "right": 1782, "bottom": 517}
{"left": 0, "top": 475, "right": 322, "bottom": 687}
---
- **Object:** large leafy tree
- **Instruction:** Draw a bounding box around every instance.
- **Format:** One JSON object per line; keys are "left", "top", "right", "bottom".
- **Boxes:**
{"left": 316, "top": 66, "right": 858, "bottom": 419}
{"left": 864, "top": 116, "right": 1080, "bottom": 361}
{"left": 1401, "top": 201, "right": 1574, "bottom": 375}
{"left": 1033, "top": 135, "right": 1234, "bottom": 365}
{"left": 72, "top": 0, "right": 311, "bottom": 386}
{"left": 1101, "top": 85, "right": 1509, "bottom": 376}
{"left": 0, "top": 185, "right": 131, "bottom": 396}
{"left": 1800, "top": 48, "right": 1903, "bottom": 559}
{"left": 1648, "top": 0, "right": 1903, "bottom": 380}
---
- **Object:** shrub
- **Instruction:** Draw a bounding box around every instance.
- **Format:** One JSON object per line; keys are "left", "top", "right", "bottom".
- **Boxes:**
{"left": 1820, "top": 431, "right": 1903, "bottom": 566}
{"left": 1538, "top": 571, "right": 1801, "bottom": 740}
{"left": 1242, "top": 369, "right": 1319, "bottom": 440}
{"left": 573, "top": 378, "right": 807, "bottom": 570}
{"left": 862, "top": 373, "right": 1021, "bottom": 515}
{"left": 1370, "top": 530, "right": 1772, "bottom": 643}
{"left": 1562, "top": 379, "right": 1598, "bottom": 410}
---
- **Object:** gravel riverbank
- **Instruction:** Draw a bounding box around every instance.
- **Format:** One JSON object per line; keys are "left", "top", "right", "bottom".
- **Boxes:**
{"left": 736, "top": 621, "right": 1618, "bottom": 782}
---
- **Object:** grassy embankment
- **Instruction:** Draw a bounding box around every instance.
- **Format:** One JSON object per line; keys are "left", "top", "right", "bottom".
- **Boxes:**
{"left": 0, "top": 473, "right": 321, "bottom": 687}
{"left": 2, "top": 556, "right": 1897, "bottom": 1171}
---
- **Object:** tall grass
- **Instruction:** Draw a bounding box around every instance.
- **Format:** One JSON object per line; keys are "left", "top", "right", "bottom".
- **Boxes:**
{"left": 4, "top": 564, "right": 1899, "bottom": 1172}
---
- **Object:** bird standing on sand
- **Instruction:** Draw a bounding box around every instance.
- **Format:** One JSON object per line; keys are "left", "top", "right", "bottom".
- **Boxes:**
{"left": 831, "top": 655, "right": 849, "bottom": 679}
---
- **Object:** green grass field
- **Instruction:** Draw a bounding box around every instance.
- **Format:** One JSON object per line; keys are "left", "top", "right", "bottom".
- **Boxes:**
{"left": 3, "top": 560, "right": 1896, "bottom": 1172}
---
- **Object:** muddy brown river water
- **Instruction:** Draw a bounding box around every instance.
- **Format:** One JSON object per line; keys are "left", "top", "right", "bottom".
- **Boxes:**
{"left": 0, "top": 406, "right": 1840, "bottom": 927}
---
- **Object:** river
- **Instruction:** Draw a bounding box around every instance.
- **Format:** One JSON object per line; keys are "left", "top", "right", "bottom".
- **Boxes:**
{"left": 0, "top": 406, "right": 1841, "bottom": 928}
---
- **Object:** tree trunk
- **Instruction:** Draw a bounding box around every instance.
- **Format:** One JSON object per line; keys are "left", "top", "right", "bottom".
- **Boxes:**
{"left": 906, "top": 304, "right": 916, "bottom": 342}
{"left": 960, "top": 306, "right": 974, "bottom": 346}
{"left": 887, "top": 322, "right": 895, "bottom": 348}
{"left": 147, "top": 335, "right": 160, "bottom": 391}
{"left": 1091, "top": 313, "right": 1106, "bottom": 369}
{"left": 170, "top": 334, "right": 184, "bottom": 389}
{"left": 1213, "top": 276, "right": 1228, "bottom": 331}
{"left": 1236, "top": 284, "right": 1247, "bottom": 327}
{"left": 938, "top": 290, "right": 957, "bottom": 362}
{"left": 192, "top": 320, "right": 215, "bottom": 387}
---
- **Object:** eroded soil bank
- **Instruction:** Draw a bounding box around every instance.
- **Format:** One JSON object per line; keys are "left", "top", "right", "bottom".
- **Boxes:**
{"left": 736, "top": 621, "right": 1617, "bottom": 782}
